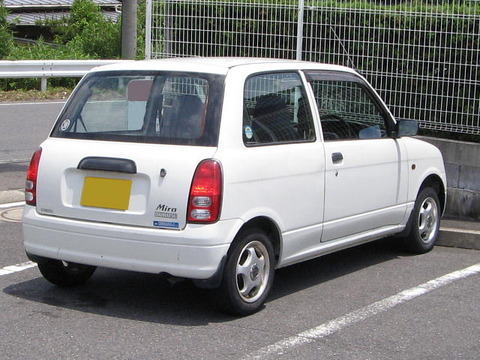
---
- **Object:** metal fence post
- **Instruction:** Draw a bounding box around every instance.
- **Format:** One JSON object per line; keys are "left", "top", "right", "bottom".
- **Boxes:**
{"left": 40, "top": 78, "right": 47, "bottom": 91}
{"left": 296, "top": 0, "right": 305, "bottom": 61}
{"left": 145, "top": 0, "right": 152, "bottom": 60}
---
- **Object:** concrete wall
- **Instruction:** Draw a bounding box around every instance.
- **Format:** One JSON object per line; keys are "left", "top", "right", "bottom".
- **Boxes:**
{"left": 421, "top": 137, "right": 480, "bottom": 220}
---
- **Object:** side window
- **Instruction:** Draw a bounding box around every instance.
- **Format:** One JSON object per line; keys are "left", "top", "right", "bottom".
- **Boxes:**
{"left": 310, "top": 80, "right": 388, "bottom": 141}
{"left": 243, "top": 72, "right": 316, "bottom": 145}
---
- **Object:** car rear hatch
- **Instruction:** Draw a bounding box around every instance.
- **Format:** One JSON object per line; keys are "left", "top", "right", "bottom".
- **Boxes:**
{"left": 36, "top": 139, "right": 216, "bottom": 230}
{"left": 35, "top": 70, "right": 224, "bottom": 230}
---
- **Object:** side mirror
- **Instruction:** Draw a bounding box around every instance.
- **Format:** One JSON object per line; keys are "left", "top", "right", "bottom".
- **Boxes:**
{"left": 394, "top": 119, "right": 418, "bottom": 137}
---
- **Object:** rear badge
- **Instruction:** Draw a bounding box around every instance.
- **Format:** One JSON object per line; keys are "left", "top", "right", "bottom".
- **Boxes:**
{"left": 153, "top": 221, "right": 179, "bottom": 229}
{"left": 155, "top": 204, "right": 178, "bottom": 219}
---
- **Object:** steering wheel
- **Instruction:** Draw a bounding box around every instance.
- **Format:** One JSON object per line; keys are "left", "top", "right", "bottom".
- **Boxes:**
{"left": 320, "top": 114, "right": 354, "bottom": 139}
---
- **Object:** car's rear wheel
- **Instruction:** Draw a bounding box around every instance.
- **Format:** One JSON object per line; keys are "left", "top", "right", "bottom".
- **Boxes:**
{"left": 38, "top": 259, "right": 97, "bottom": 286}
{"left": 403, "top": 187, "right": 441, "bottom": 254}
{"left": 219, "top": 228, "right": 275, "bottom": 316}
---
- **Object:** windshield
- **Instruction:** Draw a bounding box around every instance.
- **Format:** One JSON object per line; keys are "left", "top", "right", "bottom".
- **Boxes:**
{"left": 51, "top": 71, "right": 224, "bottom": 146}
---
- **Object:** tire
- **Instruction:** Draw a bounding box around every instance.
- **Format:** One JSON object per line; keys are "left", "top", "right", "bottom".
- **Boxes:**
{"left": 219, "top": 228, "right": 275, "bottom": 316}
{"left": 403, "top": 187, "right": 441, "bottom": 254}
{"left": 38, "top": 259, "right": 97, "bottom": 287}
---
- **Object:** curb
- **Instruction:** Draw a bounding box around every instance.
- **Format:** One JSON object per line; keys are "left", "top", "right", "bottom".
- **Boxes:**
{"left": 438, "top": 219, "right": 480, "bottom": 251}
{"left": 0, "top": 189, "right": 478, "bottom": 250}
{"left": 438, "top": 229, "right": 480, "bottom": 250}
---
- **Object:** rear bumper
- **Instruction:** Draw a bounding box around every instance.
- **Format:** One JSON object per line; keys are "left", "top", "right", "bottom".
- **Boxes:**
{"left": 23, "top": 206, "right": 242, "bottom": 280}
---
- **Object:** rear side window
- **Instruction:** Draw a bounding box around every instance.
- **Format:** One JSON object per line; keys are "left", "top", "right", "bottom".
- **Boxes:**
{"left": 51, "top": 71, "right": 224, "bottom": 146}
{"left": 243, "top": 72, "right": 316, "bottom": 145}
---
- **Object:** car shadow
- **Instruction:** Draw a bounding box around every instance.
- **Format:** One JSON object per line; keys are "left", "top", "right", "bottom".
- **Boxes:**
{"left": 3, "top": 237, "right": 409, "bottom": 325}
{"left": 270, "top": 237, "right": 408, "bottom": 300}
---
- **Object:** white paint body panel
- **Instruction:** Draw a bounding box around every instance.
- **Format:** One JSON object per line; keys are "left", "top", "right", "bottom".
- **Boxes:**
{"left": 23, "top": 58, "right": 446, "bottom": 281}
{"left": 35, "top": 138, "right": 217, "bottom": 230}
{"left": 322, "top": 138, "right": 409, "bottom": 241}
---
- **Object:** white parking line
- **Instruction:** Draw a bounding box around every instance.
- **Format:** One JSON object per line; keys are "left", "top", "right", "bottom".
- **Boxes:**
{"left": 0, "top": 201, "right": 25, "bottom": 209}
{"left": 244, "top": 263, "right": 480, "bottom": 360}
{"left": 0, "top": 261, "right": 37, "bottom": 276}
{"left": 0, "top": 159, "right": 30, "bottom": 165}
{"left": 440, "top": 227, "right": 480, "bottom": 235}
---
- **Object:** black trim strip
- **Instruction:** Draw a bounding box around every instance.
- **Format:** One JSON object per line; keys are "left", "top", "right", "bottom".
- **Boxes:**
{"left": 77, "top": 157, "right": 137, "bottom": 174}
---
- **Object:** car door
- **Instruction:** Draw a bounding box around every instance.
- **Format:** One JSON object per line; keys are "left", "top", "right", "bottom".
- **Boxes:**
{"left": 219, "top": 70, "right": 325, "bottom": 263}
{"left": 305, "top": 71, "right": 409, "bottom": 242}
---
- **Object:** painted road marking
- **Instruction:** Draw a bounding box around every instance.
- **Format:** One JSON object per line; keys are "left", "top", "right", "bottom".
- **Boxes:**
{"left": 0, "top": 201, "right": 25, "bottom": 209}
{"left": 0, "top": 261, "right": 37, "bottom": 276}
{"left": 244, "top": 263, "right": 480, "bottom": 360}
{"left": 440, "top": 227, "right": 480, "bottom": 235}
{"left": 0, "top": 159, "right": 30, "bottom": 165}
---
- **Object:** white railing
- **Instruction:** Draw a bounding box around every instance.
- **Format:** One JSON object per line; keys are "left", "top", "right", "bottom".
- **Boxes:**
{"left": 0, "top": 60, "right": 131, "bottom": 91}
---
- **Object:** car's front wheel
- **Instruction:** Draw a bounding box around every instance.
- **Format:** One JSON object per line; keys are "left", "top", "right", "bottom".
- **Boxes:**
{"left": 38, "top": 259, "right": 97, "bottom": 287}
{"left": 403, "top": 187, "right": 441, "bottom": 254}
{"left": 219, "top": 228, "right": 275, "bottom": 316}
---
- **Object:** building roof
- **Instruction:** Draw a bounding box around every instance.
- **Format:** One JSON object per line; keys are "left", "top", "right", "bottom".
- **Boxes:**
{"left": 7, "top": 10, "right": 119, "bottom": 26}
{"left": 5, "top": 0, "right": 121, "bottom": 26}
{"left": 4, "top": 0, "right": 121, "bottom": 8}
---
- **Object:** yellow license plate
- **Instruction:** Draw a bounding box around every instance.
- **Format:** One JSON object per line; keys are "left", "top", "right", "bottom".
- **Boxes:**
{"left": 81, "top": 177, "right": 132, "bottom": 210}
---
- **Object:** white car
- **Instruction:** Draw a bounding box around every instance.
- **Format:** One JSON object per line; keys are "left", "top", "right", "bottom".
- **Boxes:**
{"left": 23, "top": 58, "right": 446, "bottom": 315}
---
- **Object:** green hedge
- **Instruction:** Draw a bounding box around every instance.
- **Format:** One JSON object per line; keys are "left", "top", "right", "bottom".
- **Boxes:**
{"left": 0, "top": 1, "right": 13, "bottom": 58}
{"left": 157, "top": 0, "right": 479, "bottom": 134}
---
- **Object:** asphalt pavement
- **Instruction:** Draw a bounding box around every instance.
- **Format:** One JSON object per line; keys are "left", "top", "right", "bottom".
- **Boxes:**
{"left": 1, "top": 101, "right": 478, "bottom": 360}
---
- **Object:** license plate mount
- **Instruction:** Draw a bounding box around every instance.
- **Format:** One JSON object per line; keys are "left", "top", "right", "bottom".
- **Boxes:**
{"left": 81, "top": 177, "right": 132, "bottom": 211}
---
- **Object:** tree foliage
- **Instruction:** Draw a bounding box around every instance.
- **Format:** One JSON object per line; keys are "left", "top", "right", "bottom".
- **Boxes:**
{"left": 1, "top": 0, "right": 122, "bottom": 60}
{"left": 0, "top": 0, "right": 13, "bottom": 58}
{"left": 47, "top": 0, "right": 121, "bottom": 58}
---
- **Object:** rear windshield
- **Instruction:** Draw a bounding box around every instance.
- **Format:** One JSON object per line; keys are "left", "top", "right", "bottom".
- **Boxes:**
{"left": 51, "top": 71, "right": 224, "bottom": 146}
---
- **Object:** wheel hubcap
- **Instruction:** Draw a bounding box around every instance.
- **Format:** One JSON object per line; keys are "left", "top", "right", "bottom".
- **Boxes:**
{"left": 236, "top": 241, "right": 270, "bottom": 303}
{"left": 418, "top": 196, "right": 439, "bottom": 244}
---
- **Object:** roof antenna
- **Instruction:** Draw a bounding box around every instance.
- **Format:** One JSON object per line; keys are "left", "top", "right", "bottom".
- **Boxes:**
{"left": 329, "top": 25, "right": 357, "bottom": 70}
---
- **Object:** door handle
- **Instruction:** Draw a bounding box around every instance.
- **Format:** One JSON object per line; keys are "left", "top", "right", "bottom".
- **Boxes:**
{"left": 331, "top": 152, "right": 343, "bottom": 163}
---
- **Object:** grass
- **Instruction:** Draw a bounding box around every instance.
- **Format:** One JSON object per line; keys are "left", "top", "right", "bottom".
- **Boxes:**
{"left": 0, "top": 88, "right": 72, "bottom": 102}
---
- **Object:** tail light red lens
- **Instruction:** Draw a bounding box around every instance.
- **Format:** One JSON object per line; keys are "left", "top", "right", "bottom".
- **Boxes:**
{"left": 25, "top": 148, "right": 42, "bottom": 206}
{"left": 187, "top": 159, "right": 222, "bottom": 223}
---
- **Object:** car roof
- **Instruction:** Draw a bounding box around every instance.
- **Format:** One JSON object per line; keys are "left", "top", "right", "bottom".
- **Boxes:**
{"left": 90, "top": 57, "right": 357, "bottom": 76}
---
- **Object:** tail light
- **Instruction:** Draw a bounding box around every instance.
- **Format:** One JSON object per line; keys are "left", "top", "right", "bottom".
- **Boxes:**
{"left": 187, "top": 159, "right": 222, "bottom": 223}
{"left": 25, "top": 148, "right": 42, "bottom": 206}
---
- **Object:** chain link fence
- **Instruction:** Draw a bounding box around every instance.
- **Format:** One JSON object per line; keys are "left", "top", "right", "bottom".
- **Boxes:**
{"left": 146, "top": 0, "right": 479, "bottom": 136}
